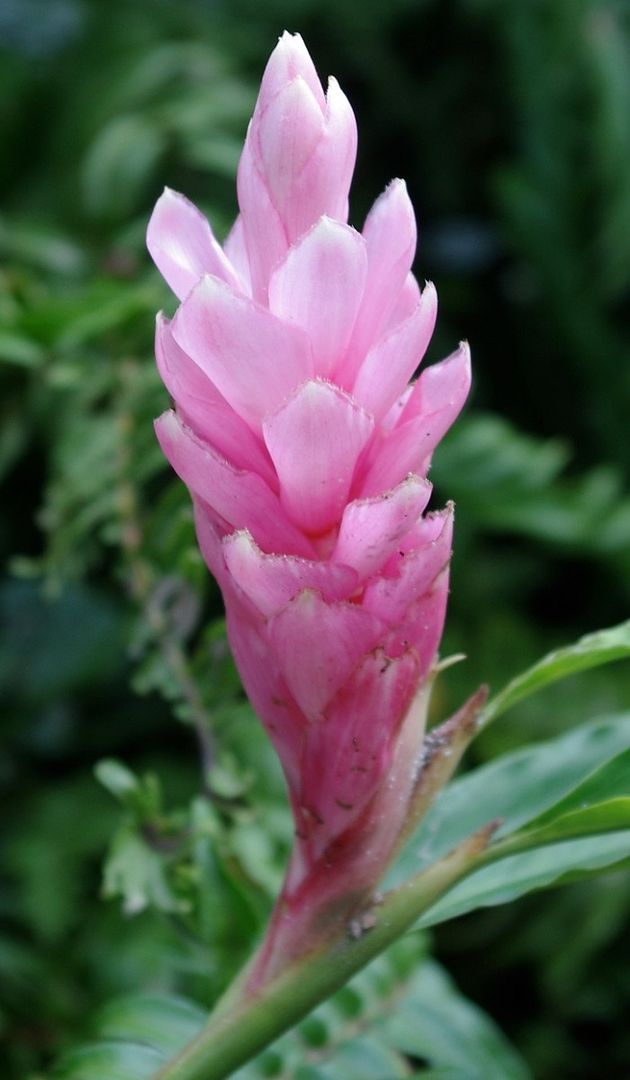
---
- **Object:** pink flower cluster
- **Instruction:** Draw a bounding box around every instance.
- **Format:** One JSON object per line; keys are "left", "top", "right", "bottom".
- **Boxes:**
{"left": 148, "top": 33, "right": 470, "bottom": 908}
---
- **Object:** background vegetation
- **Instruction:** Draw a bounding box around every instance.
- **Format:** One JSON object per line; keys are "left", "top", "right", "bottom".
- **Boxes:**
{"left": 1, "top": 0, "right": 629, "bottom": 1076}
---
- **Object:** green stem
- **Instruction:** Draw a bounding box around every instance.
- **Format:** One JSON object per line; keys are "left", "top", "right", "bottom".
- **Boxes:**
{"left": 152, "top": 822, "right": 497, "bottom": 1080}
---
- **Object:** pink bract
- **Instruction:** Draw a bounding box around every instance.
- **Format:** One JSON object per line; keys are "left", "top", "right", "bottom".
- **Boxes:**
{"left": 148, "top": 32, "right": 470, "bottom": 978}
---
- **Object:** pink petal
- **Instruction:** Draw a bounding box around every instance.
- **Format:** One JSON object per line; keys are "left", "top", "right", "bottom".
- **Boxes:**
{"left": 227, "top": 604, "right": 307, "bottom": 793}
{"left": 191, "top": 498, "right": 230, "bottom": 584}
{"left": 171, "top": 275, "right": 313, "bottom": 431}
{"left": 362, "top": 506, "right": 453, "bottom": 624}
{"left": 332, "top": 475, "right": 432, "bottom": 582}
{"left": 256, "top": 31, "right": 326, "bottom": 114}
{"left": 213, "top": 566, "right": 307, "bottom": 794}
{"left": 384, "top": 566, "right": 450, "bottom": 673}
{"left": 155, "top": 410, "right": 313, "bottom": 557}
{"left": 237, "top": 138, "right": 289, "bottom": 302}
{"left": 390, "top": 502, "right": 453, "bottom": 557}
{"left": 299, "top": 648, "right": 420, "bottom": 854}
{"left": 384, "top": 271, "right": 422, "bottom": 333}
{"left": 263, "top": 379, "right": 373, "bottom": 534}
{"left": 336, "top": 179, "right": 417, "bottom": 386}
{"left": 243, "top": 36, "right": 357, "bottom": 257}
{"left": 284, "top": 75, "right": 357, "bottom": 239}
{"left": 223, "top": 215, "right": 251, "bottom": 295}
{"left": 268, "top": 218, "right": 367, "bottom": 377}
{"left": 402, "top": 340, "right": 472, "bottom": 424}
{"left": 381, "top": 385, "right": 414, "bottom": 433}
{"left": 257, "top": 77, "right": 325, "bottom": 222}
{"left": 155, "top": 314, "right": 276, "bottom": 486}
{"left": 243, "top": 74, "right": 356, "bottom": 259}
{"left": 147, "top": 188, "right": 242, "bottom": 300}
{"left": 352, "top": 282, "right": 437, "bottom": 420}
{"left": 359, "top": 342, "right": 471, "bottom": 496}
{"left": 223, "top": 530, "right": 358, "bottom": 617}
{"left": 269, "top": 590, "right": 384, "bottom": 720}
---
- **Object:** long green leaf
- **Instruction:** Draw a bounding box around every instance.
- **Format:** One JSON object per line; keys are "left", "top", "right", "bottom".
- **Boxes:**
{"left": 480, "top": 619, "right": 630, "bottom": 729}
{"left": 418, "top": 832, "right": 630, "bottom": 928}
{"left": 53, "top": 1040, "right": 167, "bottom": 1080}
{"left": 509, "top": 798, "right": 630, "bottom": 846}
{"left": 525, "top": 746, "right": 630, "bottom": 826}
{"left": 377, "top": 956, "right": 530, "bottom": 1079}
{"left": 390, "top": 713, "right": 630, "bottom": 885}
{"left": 54, "top": 940, "right": 528, "bottom": 1080}
{"left": 52, "top": 996, "right": 205, "bottom": 1079}
{"left": 95, "top": 994, "right": 207, "bottom": 1055}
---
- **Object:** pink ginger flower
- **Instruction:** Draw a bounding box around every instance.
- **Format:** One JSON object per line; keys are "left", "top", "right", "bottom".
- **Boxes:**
{"left": 148, "top": 33, "right": 470, "bottom": 981}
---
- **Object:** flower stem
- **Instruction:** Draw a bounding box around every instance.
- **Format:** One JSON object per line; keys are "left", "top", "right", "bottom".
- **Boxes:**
{"left": 152, "top": 822, "right": 497, "bottom": 1080}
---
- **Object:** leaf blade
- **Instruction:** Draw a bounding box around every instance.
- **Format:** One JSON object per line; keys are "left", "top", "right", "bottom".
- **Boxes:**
{"left": 480, "top": 620, "right": 630, "bottom": 729}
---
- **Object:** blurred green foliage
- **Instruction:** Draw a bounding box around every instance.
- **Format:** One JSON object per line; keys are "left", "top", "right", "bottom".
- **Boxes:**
{"left": 1, "top": 0, "right": 630, "bottom": 1077}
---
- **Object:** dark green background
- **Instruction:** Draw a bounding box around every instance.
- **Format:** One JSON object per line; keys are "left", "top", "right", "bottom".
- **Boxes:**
{"left": 1, "top": 1, "right": 629, "bottom": 1076}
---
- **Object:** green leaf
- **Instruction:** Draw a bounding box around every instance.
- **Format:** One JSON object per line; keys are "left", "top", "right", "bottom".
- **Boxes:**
{"left": 391, "top": 714, "right": 630, "bottom": 926}
{"left": 95, "top": 759, "right": 161, "bottom": 817}
{"left": 95, "top": 759, "right": 142, "bottom": 803}
{"left": 234, "top": 937, "right": 529, "bottom": 1079}
{"left": 0, "top": 330, "right": 45, "bottom": 368}
{"left": 291, "top": 1037, "right": 411, "bottom": 1079}
{"left": 418, "top": 833, "right": 630, "bottom": 928}
{"left": 480, "top": 620, "right": 630, "bottom": 729}
{"left": 525, "top": 746, "right": 630, "bottom": 827}
{"left": 432, "top": 414, "right": 630, "bottom": 555}
{"left": 53, "top": 1040, "right": 166, "bottom": 1079}
{"left": 380, "top": 958, "right": 530, "bottom": 1079}
{"left": 95, "top": 994, "right": 206, "bottom": 1056}
{"left": 391, "top": 713, "right": 630, "bottom": 885}
{"left": 52, "top": 994, "right": 206, "bottom": 1078}
{"left": 81, "top": 115, "right": 166, "bottom": 218}
{"left": 101, "top": 823, "right": 183, "bottom": 916}
{"left": 496, "top": 745, "right": 630, "bottom": 850}
{"left": 512, "top": 798, "right": 630, "bottom": 846}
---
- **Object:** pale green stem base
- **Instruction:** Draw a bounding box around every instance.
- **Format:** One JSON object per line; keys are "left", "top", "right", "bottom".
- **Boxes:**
{"left": 152, "top": 823, "right": 496, "bottom": 1080}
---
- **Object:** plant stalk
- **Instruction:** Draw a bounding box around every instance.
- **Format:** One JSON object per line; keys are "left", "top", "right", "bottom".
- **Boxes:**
{"left": 152, "top": 822, "right": 497, "bottom": 1080}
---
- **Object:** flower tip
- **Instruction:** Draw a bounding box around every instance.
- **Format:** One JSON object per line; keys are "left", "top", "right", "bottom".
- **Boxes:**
{"left": 153, "top": 408, "right": 179, "bottom": 448}
{"left": 457, "top": 340, "right": 472, "bottom": 380}
{"left": 153, "top": 185, "right": 183, "bottom": 213}
{"left": 278, "top": 28, "right": 304, "bottom": 45}
{"left": 262, "top": 31, "right": 325, "bottom": 111}
{"left": 323, "top": 73, "right": 352, "bottom": 111}
{"left": 421, "top": 279, "right": 438, "bottom": 303}
{"left": 452, "top": 339, "right": 471, "bottom": 370}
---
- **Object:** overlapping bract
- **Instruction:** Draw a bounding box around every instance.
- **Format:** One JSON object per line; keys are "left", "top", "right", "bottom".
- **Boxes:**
{"left": 148, "top": 32, "right": 470, "bottom": 893}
